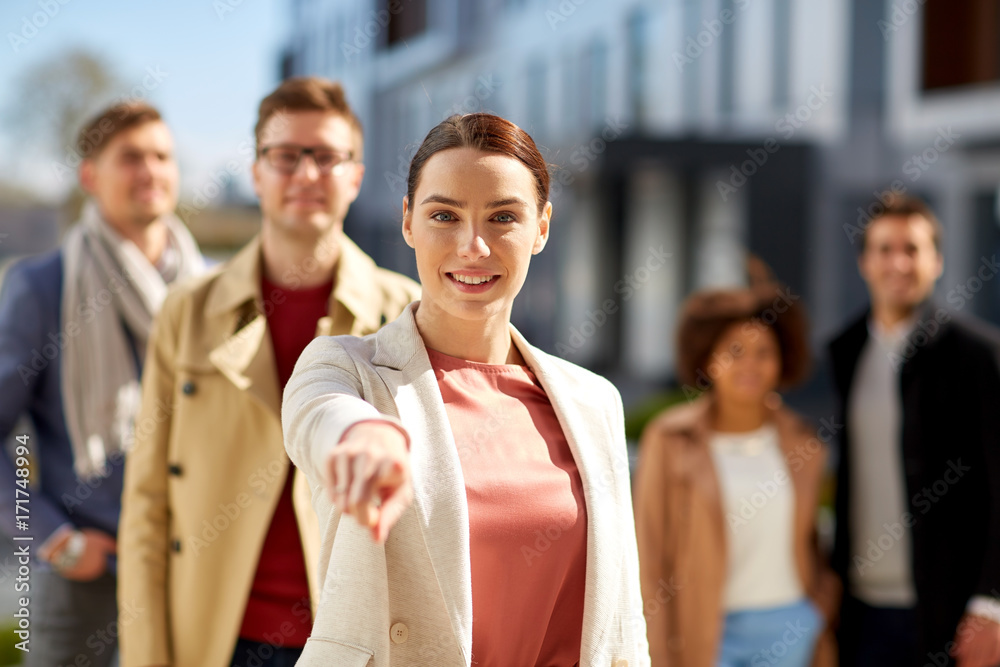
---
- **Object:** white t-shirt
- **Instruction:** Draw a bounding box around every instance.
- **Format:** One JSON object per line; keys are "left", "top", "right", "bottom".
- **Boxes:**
{"left": 710, "top": 423, "right": 804, "bottom": 611}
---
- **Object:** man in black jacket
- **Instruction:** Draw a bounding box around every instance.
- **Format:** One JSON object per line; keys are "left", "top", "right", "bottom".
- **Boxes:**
{"left": 830, "top": 194, "right": 1000, "bottom": 667}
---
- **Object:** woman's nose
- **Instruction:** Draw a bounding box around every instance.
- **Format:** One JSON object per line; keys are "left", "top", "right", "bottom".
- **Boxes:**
{"left": 458, "top": 225, "right": 490, "bottom": 260}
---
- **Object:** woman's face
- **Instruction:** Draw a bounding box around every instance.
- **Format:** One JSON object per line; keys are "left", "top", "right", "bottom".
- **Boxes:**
{"left": 402, "top": 147, "right": 551, "bottom": 325}
{"left": 709, "top": 320, "right": 782, "bottom": 407}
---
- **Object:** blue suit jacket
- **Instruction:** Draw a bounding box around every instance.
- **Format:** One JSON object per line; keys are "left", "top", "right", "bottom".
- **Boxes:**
{"left": 0, "top": 250, "right": 131, "bottom": 555}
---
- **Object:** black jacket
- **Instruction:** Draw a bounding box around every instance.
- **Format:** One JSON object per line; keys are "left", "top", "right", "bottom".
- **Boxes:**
{"left": 829, "top": 303, "right": 1000, "bottom": 660}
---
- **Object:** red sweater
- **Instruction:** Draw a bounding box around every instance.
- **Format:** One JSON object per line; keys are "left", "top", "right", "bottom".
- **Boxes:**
{"left": 238, "top": 276, "right": 332, "bottom": 645}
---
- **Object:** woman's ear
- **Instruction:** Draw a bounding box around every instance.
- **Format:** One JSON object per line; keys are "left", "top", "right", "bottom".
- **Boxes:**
{"left": 532, "top": 201, "right": 552, "bottom": 255}
{"left": 401, "top": 196, "right": 415, "bottom": 249}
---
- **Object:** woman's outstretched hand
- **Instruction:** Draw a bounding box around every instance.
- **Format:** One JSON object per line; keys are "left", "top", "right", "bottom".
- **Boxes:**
{"left": 325, "top": 421, "right": 413, "bottom": 543}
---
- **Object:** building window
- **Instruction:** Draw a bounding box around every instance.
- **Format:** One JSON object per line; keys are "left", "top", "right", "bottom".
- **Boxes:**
{"left": 280, "top": 47, "right": 296, "bottom": 79}
{"left": 718, "top": 0, "right": 737, "bottom": 117}
{"left": 627, "top": 8, "right": 648, "bottom": 126}
{"left": 772, "top": 0, "right": 791, "bottom": 108}
{"left": 562, "top": 50, "right": 580, "bottom": 133}
{"left": 922, "top": 0, "right": 1000, "bottom": 91}
{"left": 586, "top": 40, "right": 608, "bottom": 130}
{"left": 385, "top": 0, "right": 427, "bottom": 47}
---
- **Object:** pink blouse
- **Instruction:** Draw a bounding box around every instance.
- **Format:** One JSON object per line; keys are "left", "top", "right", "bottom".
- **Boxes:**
{"left": 427, "top": 348, "right": 588, "bottom": 667}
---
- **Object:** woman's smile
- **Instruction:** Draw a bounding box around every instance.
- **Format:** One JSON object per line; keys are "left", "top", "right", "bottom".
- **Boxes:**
{"left": 447, "top": 271, "right": 500, "bottom": 292}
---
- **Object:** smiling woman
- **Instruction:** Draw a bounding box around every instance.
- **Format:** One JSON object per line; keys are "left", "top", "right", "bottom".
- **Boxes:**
{"left": 282, "top": 113, "right": 650, "bottom": 667}
{"left": 634, "top": 276, "right": 840, "bottom": 667}
{"left": 401, "top": 144, "right": 550, "bottom": 363}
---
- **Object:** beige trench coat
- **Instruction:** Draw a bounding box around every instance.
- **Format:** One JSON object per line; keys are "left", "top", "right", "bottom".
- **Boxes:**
{"left": 118, "top": 235, "right": 420, "bottom": 667}
{"left": 634, "top": 396, "right": 841, "bottom": 667}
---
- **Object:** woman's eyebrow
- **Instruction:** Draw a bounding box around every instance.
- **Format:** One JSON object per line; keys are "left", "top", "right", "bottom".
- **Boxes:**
{"left": 419, "top": 195, "right": 528, "bottom": 209}
{"left": 421, "top": 194, "right": 465, "bottom": 207}
{"left": 485, "top": 197, "right": 527, "bottom": 208}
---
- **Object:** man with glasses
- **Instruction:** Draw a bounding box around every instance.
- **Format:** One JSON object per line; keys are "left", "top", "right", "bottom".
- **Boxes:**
{"left": 118, "top": 77, "right": 420, "bottom": 667}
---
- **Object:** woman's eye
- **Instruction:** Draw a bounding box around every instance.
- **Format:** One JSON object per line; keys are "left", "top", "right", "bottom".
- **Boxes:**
{"left": 431, "top": 211, "right": 455, "bottom": 222}
{"left": 494, "top": 212, "right": 516, "bottom": 223}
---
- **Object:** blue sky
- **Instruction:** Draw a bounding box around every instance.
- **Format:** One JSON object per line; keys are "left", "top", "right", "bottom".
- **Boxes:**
{"left": 0, "top": 0, "right": 289, "bottom": 201}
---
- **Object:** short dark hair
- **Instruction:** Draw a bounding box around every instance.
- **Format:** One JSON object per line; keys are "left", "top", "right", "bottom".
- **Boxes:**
{"left": 76, "top": 102, "right": 163, "bottom": 159}
{"left": 255, "top": 77, "right": 364, "bottom": 159}
{"left": 406, "top": 113, "right": 550, "bottom": 213}
{"left": 860, "top": 193, "right": 944, "bottom": 253}
{"left": 676, "top": 283, "right": 811, "bottom": 390}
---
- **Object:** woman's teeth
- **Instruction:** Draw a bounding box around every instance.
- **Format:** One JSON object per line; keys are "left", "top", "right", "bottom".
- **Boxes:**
{"left": 452, "top": 274, "right": 494, "bottom": 285}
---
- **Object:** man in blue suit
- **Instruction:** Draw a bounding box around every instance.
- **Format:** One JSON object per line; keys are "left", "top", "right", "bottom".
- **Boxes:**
{"left": 0, "top": 101, "right": 203, "bottom": 666}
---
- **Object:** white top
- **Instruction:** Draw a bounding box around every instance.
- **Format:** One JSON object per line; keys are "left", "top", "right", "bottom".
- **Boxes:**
{"left": 710, "top": 423, "right": 804, "bottom": 611}
{"left": 847, "top": 317, "right": 918, "bottom": 607}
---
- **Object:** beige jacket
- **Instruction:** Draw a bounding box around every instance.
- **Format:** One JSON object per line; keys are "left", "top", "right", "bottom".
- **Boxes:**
{"left": 282, "top": 303, "right": 650, "bottom": 667}
{"left": 118, "top": 235, "right": 420, "bottom": 667}
{"left": 633, "top": 396, "right": 840, "bottom": 667}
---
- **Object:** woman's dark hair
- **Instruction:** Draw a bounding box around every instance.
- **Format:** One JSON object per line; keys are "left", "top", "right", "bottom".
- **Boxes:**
{"left": 675, "top": 282, "right": 811, "bottom": 390}
{"left": 406, "top": 113, "right": 550, "bottom": 212}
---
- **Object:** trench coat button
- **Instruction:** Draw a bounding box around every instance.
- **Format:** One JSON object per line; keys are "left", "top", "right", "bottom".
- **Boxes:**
{"left": 182, "top": 381, "right": 196, "bottom": 396}
{"left": 171, "top": 539, "right": 181, "bottom": 552}
{"left": 167, "top": 464, "right": 183, "bottom": 476}
{"left": 389, "top": 622, "right": 408, "bottom": 644}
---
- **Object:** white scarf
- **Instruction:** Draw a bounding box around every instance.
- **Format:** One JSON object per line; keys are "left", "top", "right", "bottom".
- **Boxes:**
{"left": 61, "top": 201, "right": 204, "bottom": 479}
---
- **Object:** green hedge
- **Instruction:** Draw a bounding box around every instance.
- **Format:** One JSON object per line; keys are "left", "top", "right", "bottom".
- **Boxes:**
{"left": 0, "top": 622, "right": 24, "bottom": 665}
{"left": 624, "top": 387, "right": 700, "bottom": 442}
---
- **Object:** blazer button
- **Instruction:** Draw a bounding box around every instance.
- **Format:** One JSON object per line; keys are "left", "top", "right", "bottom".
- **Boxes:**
{"left": 182, "top": 381, "right": 196, "bottom": 396}
{"left": 389, "top": 622, "right": 408, "bottom": 644}
{"left": 167, "top": 464, "right": 183, "bottom": 476}
{"left": 171, "top": 539, "right": 181, "bottom": 552}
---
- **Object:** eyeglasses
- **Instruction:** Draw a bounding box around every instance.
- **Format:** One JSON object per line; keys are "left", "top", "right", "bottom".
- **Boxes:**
{"left": 258, "top": 145, "right": 356, "bottom": 175}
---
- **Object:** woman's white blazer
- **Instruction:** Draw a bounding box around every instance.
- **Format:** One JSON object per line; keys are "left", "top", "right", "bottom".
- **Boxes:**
{"left": 282, "top": 302, "right": 649, "bottom": 667}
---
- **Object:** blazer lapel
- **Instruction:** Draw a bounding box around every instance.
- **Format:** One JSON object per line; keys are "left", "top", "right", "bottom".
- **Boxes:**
{"left": 366, "top": 308, "right": 630, "bottom": 665}
{"left": 512, "top": 329, "right": 625, "bottom": 665}
{"left": 202, "top": 234, "right": 382, "bottom": 422}
{"left": 683, "top": 398, "right": 726, "bottom": 544}
{"left": 209, "top": 310, "right": 282, "bottom": 419}
{"left": 370, "top": 306, "right": 474, "bottom": 662}
{"left": 830, "top": 311, "right": 870, "bottom": 400}
{"left": 203, "top": 237, "right": 282, "bottom": 420}
{"left": 316, "top": 235, "right": 393, "bottom": 338}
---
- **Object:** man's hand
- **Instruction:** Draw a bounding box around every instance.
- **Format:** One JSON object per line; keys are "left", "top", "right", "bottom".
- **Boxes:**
{"left": 325, "top": 421, "right": 412, "bottom": 543}
{"left": 43, "top": 528, "right": 116, "bottom": 581}
{"left": 953, "top": 614, "right": 1000, "bottom": 667}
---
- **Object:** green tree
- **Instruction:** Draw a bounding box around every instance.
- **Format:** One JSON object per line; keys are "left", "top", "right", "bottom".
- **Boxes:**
{"left": 2, "top": 48, "right": 121, "bottom": 221}
{"left": 5, "top": 48, "right": 121, "bottom": 157}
